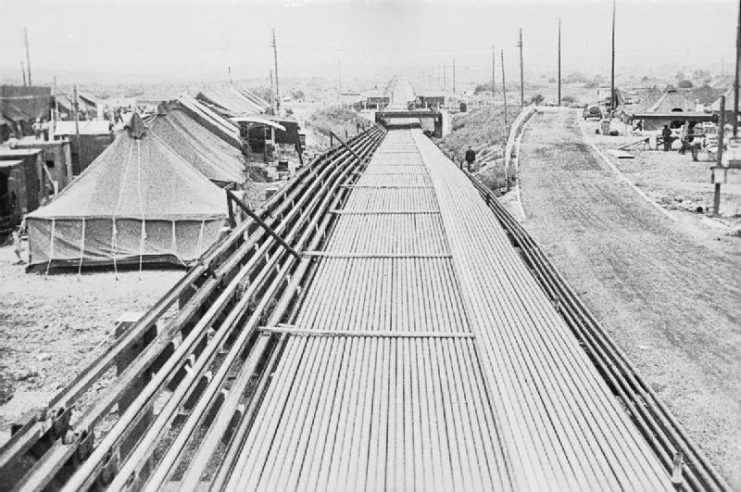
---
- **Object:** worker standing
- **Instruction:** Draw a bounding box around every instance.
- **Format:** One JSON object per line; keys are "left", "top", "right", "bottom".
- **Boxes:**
{"left": 661, "top": 125, "right": 672, "bottom": 152}
{"left": 12, "top": 226, "right": 24, "bottom": 265}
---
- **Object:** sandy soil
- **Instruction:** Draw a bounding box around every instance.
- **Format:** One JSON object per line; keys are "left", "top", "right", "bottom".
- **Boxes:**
{"left": 0, "top": 242, "right": 183, "bottom": 445}
{"left": 582, "top": 117, "right": 741, "bottom": 230}
{"left": 518, "top": 109, "right": 741, "bottom": 488}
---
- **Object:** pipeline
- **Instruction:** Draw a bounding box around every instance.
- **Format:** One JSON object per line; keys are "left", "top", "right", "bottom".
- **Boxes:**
{"left": 0, "top": 125, "right": 385, "bottom": 491}
{"left": 463, "top": 169, "right": 730, "bottom": 492}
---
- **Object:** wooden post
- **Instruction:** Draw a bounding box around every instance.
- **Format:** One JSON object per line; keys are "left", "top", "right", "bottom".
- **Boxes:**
{"left": 271, "top": 28, "right": 280, "bottom": 113}
{"left": 24, "top": 27, "right": 32, "bottom": 86}
{"left": 734, "top": 0, "right": 740, "bottom": 137}
{"left": 73, "top": 84, "right": 81, "bottom": 169}
{"left": 501, "top": 49, "right": 508, "bottom": 127}
{"left": 20, "top": 61, "right": 26, "bottom": 87}
{"left": 715, "top": 96, "right": 725, "bottom": 215}
{"left": 611, "top": 0, "right": 616, "bottom": 113}
{"left": 558, "top": 18, "right": 562, "bottom": 106}
{"left": 518, "top": 28, "right": 524, "bottom": 107}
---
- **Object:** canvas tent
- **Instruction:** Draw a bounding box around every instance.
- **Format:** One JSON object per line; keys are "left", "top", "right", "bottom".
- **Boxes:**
{"left": 178, "top": 94, "right": 242, "bottom": 148}
{"left": 647, "top": 86, "right": 695, "bottom": 113}
{"left": 147, "top": 102, "right": 246, "bottom": 187}
{"left": 27, "top": 113, "right": 227, "bottom": 271}
{"left": 196, "top": 86, "right": 270, "bottom": 118}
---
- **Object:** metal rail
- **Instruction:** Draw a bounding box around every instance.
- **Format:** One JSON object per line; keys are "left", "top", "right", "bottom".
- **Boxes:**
{"left": 462, "top": 169, "right": 730, "bottom": 492}
{"left": 0, "top": 125, "right": 386, "bottom": 491}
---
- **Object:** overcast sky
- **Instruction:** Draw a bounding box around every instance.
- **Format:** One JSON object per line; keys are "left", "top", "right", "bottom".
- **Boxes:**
{"left": 0, "top": 0, "right": 737, "bottom": 87}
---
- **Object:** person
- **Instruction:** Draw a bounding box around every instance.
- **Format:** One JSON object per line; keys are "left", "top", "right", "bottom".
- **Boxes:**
{"left": 661, "top": 125, "right": 672, "bottom": 151}
{"left": 41, "top": 119, "right": 49, "bottom": 141}
{"left": 679, "top": 123, "right": 688, "bottom": 154}
{"left": 12, "top": 226, "right": 24, "bottom": 265}
{"left": 32, "top": 118, "right": 42, "bottom": 139}
{"left": 465, "top": 148, "right": 476, "bottom": 171}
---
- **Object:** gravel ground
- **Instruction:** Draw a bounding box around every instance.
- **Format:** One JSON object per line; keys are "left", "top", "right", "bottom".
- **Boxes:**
{"left": 0, "top": 243, "right": 183, "bottom": 446}
{"left": 517, "top": 108, "right": 741, "bottom": 489}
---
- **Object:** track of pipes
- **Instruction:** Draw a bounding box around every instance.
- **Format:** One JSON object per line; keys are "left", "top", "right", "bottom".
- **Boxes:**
{"left": 0, "top": 125, "right": 730, "bottom": 491}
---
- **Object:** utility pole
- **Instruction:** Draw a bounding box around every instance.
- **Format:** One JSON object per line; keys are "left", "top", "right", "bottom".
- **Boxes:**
{"left": 733, "top": 0, "right": 740, "bottom": 137}
{"left": 21, "top": 61, "right": 26, "bottom": 86}
{"left": 452, "top": 57, "right": 456, "bottom": 93}
{"left": 611, "top": 0, "right": 616, "bottom": 113}
{"left": 558, "top": 18, "right": 562, "bottom": 106}
{"left": 715, "top": 96, "right": 725, "bottom": 215}
{"left": 73, "top": 84, "right": 81, "bottom": 170}
{"left": 518, "top": 28, "right": 524, "bottom": 107}
{"left": 502, "top": 49, "right": 508, "bottom": 127}
{"left": 24, "top": 27, "right": 32, "bottom": 86}
{"left": 271, "top": 28, "right": 280, "bottom": 113}
{"left": 491, "top": 45, "right": 496, "bottom": 100}
{"left": 269, "top": 69, "right": 275, "bottom": 113}
{"left": 338, "top": 58, "right": 342, "bottom": 104}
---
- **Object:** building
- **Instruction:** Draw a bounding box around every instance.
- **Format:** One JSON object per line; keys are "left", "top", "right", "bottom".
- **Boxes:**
{"left": 53, "top": 120, "right": 114, "bottom": 174}
{"left": 0, "top": 85, "right": 52, "bottom": 139}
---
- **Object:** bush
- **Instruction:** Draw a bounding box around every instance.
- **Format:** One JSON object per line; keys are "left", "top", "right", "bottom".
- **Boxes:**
{"left": 529, "top": 94, "right": 544, "bottom": 105}
{"left": 677, "top": 79, "right": 693, "bottom": 89}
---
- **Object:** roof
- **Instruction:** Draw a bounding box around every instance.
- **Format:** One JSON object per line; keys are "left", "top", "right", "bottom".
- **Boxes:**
{"left": 196, "top": 86, "right": 270, "bottom": 117}
{"left": 28, "top": 113, "right": 226, "bottom": 221}
{"left": 0, "top": 159, "right": 25, "bottom": 169}
{"left": 1, "top": 85, "right": 52, "bottom": 122}
{"left": 631, "top": 113, "right": 718, "bottom": 122}
{"left": 0, "top": 147, "right": 43, "bottom": 158}
{"left": 54, "top": 120, "right": 112, "bottom": 136}
{"left": 148, "top": 103, "right": 246, "bottom": 185}
{"left": 178, "top": 94, "right": 241, "bottom": 148}
{"left": 647, "top": 86, "right": 695, "bottom": 113}
{"left": 710, "top": 86, "right": 737, "bottom": 111}
{"left": 232, "top": 116, "right": 286, "bottom": 131}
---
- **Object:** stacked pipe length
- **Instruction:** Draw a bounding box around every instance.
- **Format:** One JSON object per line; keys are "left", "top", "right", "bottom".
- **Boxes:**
{"left": 0, "top": 126, "right": 385, "bottom": 491}
{"left": 221, "top": 129, "right": 678, "bottom": 491}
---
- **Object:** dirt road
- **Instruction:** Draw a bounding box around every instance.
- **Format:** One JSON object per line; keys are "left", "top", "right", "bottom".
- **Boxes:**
{"left": 517, "top": 109, "right": 741, "bottom": 488}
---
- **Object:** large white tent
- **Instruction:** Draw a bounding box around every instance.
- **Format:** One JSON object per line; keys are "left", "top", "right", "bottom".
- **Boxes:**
{"left": 27, "top": 114, "right": 227, "bottom": 271}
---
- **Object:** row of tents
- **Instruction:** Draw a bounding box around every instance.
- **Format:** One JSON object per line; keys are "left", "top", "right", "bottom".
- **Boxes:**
{"left": 25, "top": 87, "right": 275, "bottom": 272}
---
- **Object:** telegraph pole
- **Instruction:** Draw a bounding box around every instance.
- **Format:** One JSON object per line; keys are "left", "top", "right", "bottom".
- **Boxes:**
{"left": 733, "top": 0, "right": 740, "bottom": 137}
{"left": 21, "top": 61, "right": 26, "bottom": 86}
{"left": 558, "top": 18, "right": 562, "bottom": 106}
{"left": 271, "top": 28, "right": 280, "bottom": 112}
{"left": 443, "top": 65, "right": 447, "bottom": 91}
{"left": 452, "top": 57, "right": 456, "bottom": 93}
{"left": 518, "top": 28, "right": 524, "bottom": 107}
{"left": 491, "top": 45, "right": 496, "bottom": 99}
{"left": 73, "top": 84, "right": 81, "bottom": 168}
{"left": 24, "top": 27, "right": 32, "bottom": 86}
{"left": 338, "top": 58, "right": 342, "bottom": 104}
{"left": 269, "top": 69, "right": 275, "bottom": 113}
{"left": 502, "top": 49, "right": 508, "bottom": 126}
{"left": 611, "top": 0, "right": 616, "bottom": 113}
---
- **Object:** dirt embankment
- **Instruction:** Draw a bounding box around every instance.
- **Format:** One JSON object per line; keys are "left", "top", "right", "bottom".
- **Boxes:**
{"left": 436, "top": 104, "right": 521, "bottom": 190}
{"left": 0, "top": 244, "right": 182, "bottom": 445}
{"left": 517, "top": 108, "right": 741, "bottom": 489}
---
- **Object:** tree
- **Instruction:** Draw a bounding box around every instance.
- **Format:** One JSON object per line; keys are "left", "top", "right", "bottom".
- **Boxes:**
{"left": 675, "top": 71, "right": 686, "bottom": 82}
{"left": 529, "top": 93, "right": 544, "bottom": 105}
{"left": 565, "top": 72, "right": 587, "bottom": 84}
{"left": 677, "top": 79, "right": 693, "bottom": 89}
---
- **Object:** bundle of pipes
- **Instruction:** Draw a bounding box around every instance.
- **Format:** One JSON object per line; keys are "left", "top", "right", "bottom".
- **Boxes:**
{"left": 413, "top": 130, "right": 672, "bottom": 490}
{"left": 216, "top": 129, "right": 688, "bottom": 491}
{"left": 0, "top": 126, "right": 386, "bottom": 491}
{"left": 462, "top": 171, "right": 730, "bottom": 491}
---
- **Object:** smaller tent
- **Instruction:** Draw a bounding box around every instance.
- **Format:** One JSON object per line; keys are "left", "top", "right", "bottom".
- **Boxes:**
{"left": 196, "top": 86, "right": 270, "bottom": 118}
{"left": 27, "top": 113, "right": 227, "bottom": 271}
{"left": 147, "top": 102, "right": 246, "bottom": 187}
{"left": 647, "top": 86, "right": 695, "bottom": 113}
